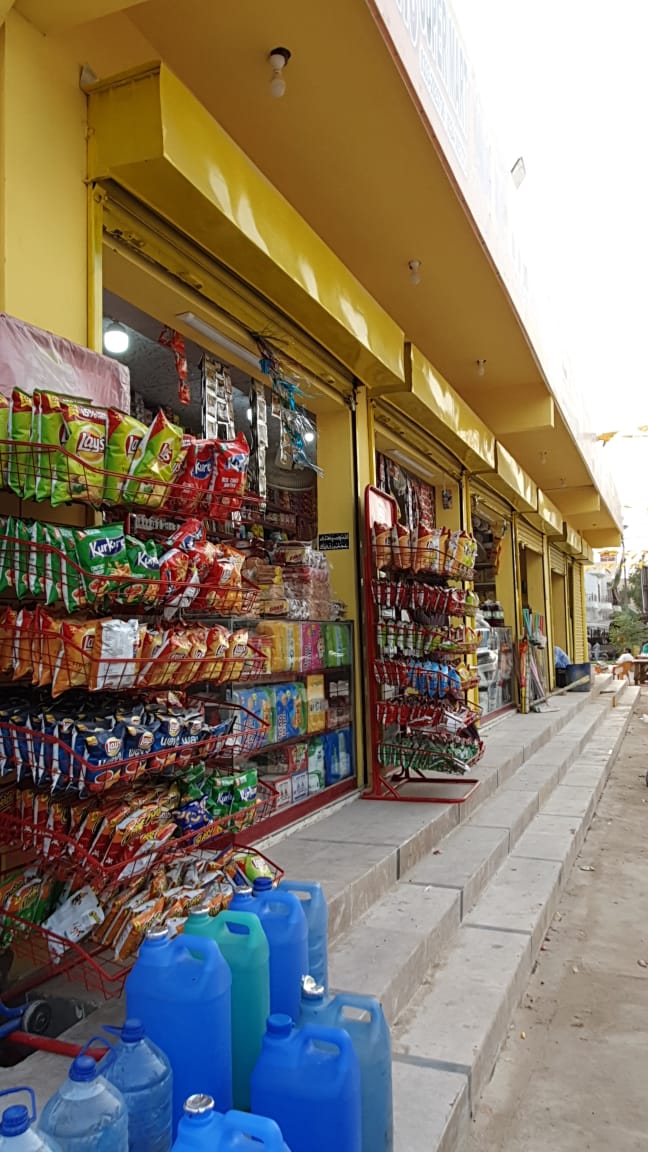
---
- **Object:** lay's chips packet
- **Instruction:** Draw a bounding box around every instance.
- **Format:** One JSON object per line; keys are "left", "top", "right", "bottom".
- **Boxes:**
{"left": 0, "top": 393, "right": 9, "bottom": 485}
{"left": 52, "top": 402, "right": 107, "bottom": 507}
{"left": 34, "top": 390, "right": 62, "bottom": 502}
{"left": 123, "top": 409, "right": 184, "bottom": 509}
{"left": 104, "top": 409, "right": 146, "bottom": 505}
{"left": 8, "top": 388, "right": 35, "bottom": 498}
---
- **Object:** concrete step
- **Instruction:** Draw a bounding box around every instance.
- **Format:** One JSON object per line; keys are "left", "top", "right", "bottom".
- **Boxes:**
{"left": 390, "top": 690, "right": 638, "bottom": 1152}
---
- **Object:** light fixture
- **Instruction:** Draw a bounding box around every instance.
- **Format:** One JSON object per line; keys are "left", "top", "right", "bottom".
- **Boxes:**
{"left": 269, "top": 47, "right": 291, "bottom": 98}
{"left": 511, "top": 156, "right": 526, "bottom": 189}
{"left": 246, "top": 407, "right": 253, "bottom": 423}
{"left": 304, "top": 430, "right": 315, "bottom": 444}
{"left": 391, "top": 450, "right": 438, "bottom": 484}
{"left": 176, "top": 312, "right": 260, "bottom": 371}
{"left": 103, "top": 321, "right": 130, "bottom": 355}
{"left": 476, "top": 359, "right": 486, "bottom": 377}
{"left": 408, "top": 259, "right": 422, "bottom": 286}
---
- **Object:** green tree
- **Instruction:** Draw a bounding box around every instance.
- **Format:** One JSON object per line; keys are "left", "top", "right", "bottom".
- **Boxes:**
{"left": 609, "top": 608, "right": 648, "bottom": 651}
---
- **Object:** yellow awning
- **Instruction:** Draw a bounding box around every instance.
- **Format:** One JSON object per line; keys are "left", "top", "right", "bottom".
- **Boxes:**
{"left": 526, "top": 489, "right": 563, "bottom": 536}
{"left": 484, "top": 443, "right": 537, "bottom": 513}
{"left": 88, "top": 63, "right": 405, "bottom": 393}
{"left": 560, "top": 522, "right": 582, "bottom": 556}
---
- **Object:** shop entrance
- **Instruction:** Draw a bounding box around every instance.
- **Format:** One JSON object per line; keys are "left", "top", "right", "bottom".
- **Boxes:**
{"left": 471, "top": 494, "right": 515, "bottom": 717}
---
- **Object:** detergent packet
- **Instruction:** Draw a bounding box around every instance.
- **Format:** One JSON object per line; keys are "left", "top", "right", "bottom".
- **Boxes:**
{"left": 104, "top": 409, "right": 147, "bottom": 505}
{"left": 74, "top": 522, "right": 129, "bottom": 604}
{"left": 34, "top": 390, "right": 62, "bottom": 502}
{"left": 123, "top": 409, "right": 184, "bottom": 509}
{"left": 8, "top": 388, "right": 35, "bottom": 498}
{"left": 53, "top": 402, "right": 107, "bottom": 506}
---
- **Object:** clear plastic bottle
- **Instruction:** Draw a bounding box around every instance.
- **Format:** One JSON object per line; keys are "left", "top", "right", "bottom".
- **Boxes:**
{"left": 102, "top": 1019, "right": 172, "bottom": 1152}
{"left": 0, "top": 1088, "right": 59, "bottom": 1152}
{"left": 39, "top": 1046, "right": 128, "bottom": 1152}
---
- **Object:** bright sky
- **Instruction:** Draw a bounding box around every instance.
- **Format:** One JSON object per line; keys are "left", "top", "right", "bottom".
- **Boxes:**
{"left": 452, "top": 0, "right": 648, "bottom": 551}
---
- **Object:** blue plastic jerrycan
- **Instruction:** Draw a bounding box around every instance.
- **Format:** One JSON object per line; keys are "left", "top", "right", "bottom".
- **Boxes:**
{"left": 215, "top": 1113, "right": 291, "bottom": 1152}
{"left": 39, "top": 1040, "right": 128, "bottom": 1152}
{"left": 252, "top": 880, "right": 308, "bottom": 1022}
{"left": 125, "top": 927, "right": 232, "bottom": 1135}
{"left": 211, "top": 911, "right": 270, "bottom": 1112}
{"left": 299, "top": 983, "right": 393, "bottom": 1152}
{"left": 102, "top": 1019, "right": 173, "bottom": 1152}
{"left": 251, "top": 1015, "right": 361, "bottom": 1152}
{"left": 172, "top": 1096, "right": 222, "bottom": 1152}
{"left": 0, "top": 1087, "right": 58, "bottom": 1152}
{"left": 279, "top": 881, "right": 328, "bottom": 994}
{"left": 228, "top": 885, "right": 255, "bottom": 913}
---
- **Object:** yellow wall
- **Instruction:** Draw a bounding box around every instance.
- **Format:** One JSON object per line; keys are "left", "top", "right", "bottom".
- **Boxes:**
{"left": 0, "top": 11, "right": 87, "bottom": 342}
{"left": 520, "top": 547, "right": 545, "bottom": 617}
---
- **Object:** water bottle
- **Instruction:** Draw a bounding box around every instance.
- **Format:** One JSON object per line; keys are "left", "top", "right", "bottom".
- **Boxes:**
{"left": 126, "top": 927, "right": 232, "bottom": 1135}
{"left": 215, "top": 1113, "right": 291, "bottom": 1151}
{"left": 102, "top": 1019, "right": 173, "bottom": 1152}
{"left": 212, "top": 911, "right": 270, "bottom": 1110}
{"left": 0, "top": 1088, "right": 58, "bottom": 1152}
{"left": 251, "top": 1015, "right": 361, "bottom": 1152}
{"left": 171, "top": 1096, "right": 222, "bottom": 1152}
{"left": 280, "top": 881, "right": 328, "bottom": 994}
{"left": 39, "top": 1042, "right": 128, "bottom": 1152}
{"left": 299, "top": 983, "right": 392, "bottom": 1152}
{"left": 252, "top": 880, "right": 308, "bottom": 1022}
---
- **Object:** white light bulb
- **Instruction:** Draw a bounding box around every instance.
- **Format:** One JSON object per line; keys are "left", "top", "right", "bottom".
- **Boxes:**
{"left": 304, "top": 431, "right": 315, "bottom": 444}
{"left": 103, "top": 322, "right": 129, "bottom": 355}
{"left": 246, "top": 407, "right": 253, "bottom": 422}
{"left": 270, "top": 71, "right": 286, "bottom": 98}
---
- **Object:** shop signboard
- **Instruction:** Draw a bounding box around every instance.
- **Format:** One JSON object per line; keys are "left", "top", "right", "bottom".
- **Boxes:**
{"left": 319, "top": 532, "right": 350, "bottom": 551}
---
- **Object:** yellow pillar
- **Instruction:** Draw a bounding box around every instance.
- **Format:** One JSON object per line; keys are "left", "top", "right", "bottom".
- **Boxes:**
{"left": 542, "top": 537, "right": 556, "bottom": 689}
{"left": 0, "top": 10, "right": 87, "bottom": 343}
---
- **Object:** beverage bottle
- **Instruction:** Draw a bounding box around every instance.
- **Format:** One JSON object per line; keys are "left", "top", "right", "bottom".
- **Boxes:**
{"left": 39, "top": 1044, "right": 128, "bottom": 1152}
{"left": 0, "top": 1088, "right": 58, "bottom": 1152}
{"left": 102, "top": 1019, "right": 172, "bottom": 1152}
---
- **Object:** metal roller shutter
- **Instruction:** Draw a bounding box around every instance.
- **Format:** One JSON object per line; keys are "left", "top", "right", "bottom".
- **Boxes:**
{"left": 549, "top": 544, "right": 566, "bottom": 575}
{"left": 571, "top": 563, "right": 587, "bottom": 662}
{"left": 516, "top": 517, "right": 544, "bottom": 553}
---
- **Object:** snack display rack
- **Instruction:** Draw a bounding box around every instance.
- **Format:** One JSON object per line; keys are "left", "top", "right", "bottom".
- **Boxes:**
{"left": 362, "top": 486, "right": 483, "bottom": 804}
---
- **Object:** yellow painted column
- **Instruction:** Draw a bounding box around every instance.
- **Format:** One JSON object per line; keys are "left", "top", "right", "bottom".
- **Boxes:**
{"left": 0, "top": 10, "right": 87, "bottom": 343}
{"left": 542, "top": 537, "right": 556, "bottom": 689}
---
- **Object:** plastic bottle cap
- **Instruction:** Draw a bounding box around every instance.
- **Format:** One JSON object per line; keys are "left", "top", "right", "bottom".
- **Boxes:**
{"left": 184, "top": 1095, "right": 215, "bottom": 1116}
{"left": 301, "top": 975, "right": 325, "bottom": 1001}
{"left": 252, "top": 877, "right": 273, "bottom": 893}
{"left": 267, "top": 1014, "right": 293, "bottom": 1037}
{"left": 145, "top": 926, "right": 169, "bottom": 941}
{"left": 0, "top": 1106, "right": 30, "bottom": 1137}
{"left": 233, "top": 885, "right": 252, "bottom": 897}
{"left": 121, "top": 1019, "right": 145, "bottom": 1043}
{"left": 189, "top": 907, "right": 212, "bottom": 919}
{"left": 69, "top": 1055, "right": 99, "bottom": 1083}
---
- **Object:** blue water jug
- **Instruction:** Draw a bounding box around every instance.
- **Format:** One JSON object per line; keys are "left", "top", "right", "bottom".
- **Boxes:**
{"left": 251, "top": 1015, "right": 361, "bottom": 1152}
{"left": 280, "top": 881, "right": 328, "bottom": 994}
{"left": 228, "top": 885, "right": 255, "bottom": 913}
{"left": 172, "top": 1096, "right": 222, "bottom": 1152}
{"left": 0, "top": 1088, "right": 57, "bottom": 1152}
{"left": 126, "top": 927, "right": 232, "bottom": 1135}
{"left": 102, "top": 1019, "right": 173, "bottom": 1152}
{"left": 39, "top": 1042, "right": 128, "bottom": 1152}
{"left": 252, "top": 880, "right": 308, "bottom": 1022}
{"left": 215, "top": 1112, "right": 291, "bottom": 1151}
{"left": 299, "top": 984, "right": 393, "bottom": 1152}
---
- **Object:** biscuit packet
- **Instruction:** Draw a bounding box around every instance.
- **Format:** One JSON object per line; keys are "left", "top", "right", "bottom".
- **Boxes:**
{"left": 123, "top": 409, "right": 184, "bottom": 509}
{"left": 8, "top": 388, "right": 35, "bottom": 498}
{"left": 104, "top": 409, "right": 147, "bottom": 505}
{"left": 53, "top": 402, "right": 107, "bottom": 506}
{"left": 34, "top": 390, "right": 63, "bottom": 502}
{"left": 74, "top": 523, "right": 130, "bottom": 605}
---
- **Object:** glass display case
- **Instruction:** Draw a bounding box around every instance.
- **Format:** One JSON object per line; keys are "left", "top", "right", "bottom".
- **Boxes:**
{"left": 476, "top": 619, "right": 514, "bottom": 716}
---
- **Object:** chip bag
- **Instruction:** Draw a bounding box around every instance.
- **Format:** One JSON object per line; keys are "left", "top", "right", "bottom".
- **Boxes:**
{"left": 34, "top": 391, "right": 62, "bottom": 502}
{"left": 33, "top": 608, "right": 63, "bottom": 689}
{"left": 28, "top": 522, "right": 47, "bottom": 599}
{"left": 211, "top": 432, "right": 250, "bottom": 514}
{"left": 53, "top": 402, "right": 108, "bottom": 506}
{"left": 0, "top": 606, "right": 16, "bottom": 673}
{"left": 14, "top": 520, "right": 31, "bottom": 600}
{"left": 173, "top": 440, "right": 216, "bottom": 513}
{"left": 52, "top": 620, "right": 96, "bottom": 696}
{"left": 0, "top": 517, "right": 15, "bottom": 596}
{"left": 8, "top": 388, "right": 35, "bottom": 498}
{"left": 0, "top": 392, "right": 9, "bottom": 485}
{"left": 57, "top": 526, "right": 87, "bottom": 613}
{"left": 104, "top": 409, "right": 147, "bottom": 505}
{"left": 116, "top": 536, "right": 161, "bottom": 607}
{"left": 74, "top": 523, "right": 130, "bottom": 604}
{"left": 123, "top": 409, "right": 184, "bottom": 509}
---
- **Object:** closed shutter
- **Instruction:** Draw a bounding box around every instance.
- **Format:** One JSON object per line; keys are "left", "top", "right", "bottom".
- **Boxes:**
{"left": 572, "top": 563, "right": 587, "bottom": 662}
{"left": 516, "top": 517, "right": 543, "bottom": 553}
{"left": 549, "top": 544, "right": 566, "bottom": 575}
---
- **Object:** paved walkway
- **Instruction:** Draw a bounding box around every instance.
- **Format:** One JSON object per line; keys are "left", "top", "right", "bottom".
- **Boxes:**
{"left": 459, "top": 696, "right": 648, "bottom": 1152}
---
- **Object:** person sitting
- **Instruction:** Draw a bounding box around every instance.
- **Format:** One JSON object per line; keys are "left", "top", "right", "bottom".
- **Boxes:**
{"left": 613, "top": 648, "right": 634, "bottom": 680}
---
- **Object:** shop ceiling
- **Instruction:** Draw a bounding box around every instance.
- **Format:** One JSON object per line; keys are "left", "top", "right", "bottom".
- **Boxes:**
{"left": 15, "top": 0, "right": 619, "bottom": 541}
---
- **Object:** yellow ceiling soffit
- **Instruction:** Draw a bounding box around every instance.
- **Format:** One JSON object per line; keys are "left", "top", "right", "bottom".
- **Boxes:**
{"left": 14, "top": 0, "right": 146, "bottom": 33}
{"left": 584, "top": 527, "right": 623, "bottom": 550}
{"left": 484, "top": 443, "right": 538, "bottom": 514}
{"left": 580, "top": 542, "right": 595, "bottom": 563}
{"left": 530, "top": 490, "right": 563, "bottom": 536}
{"left": 87, "top": 63, "right": 404, "bottom": 393}
{"left": 389, "top": 345, "right": 496, "bottom": 472}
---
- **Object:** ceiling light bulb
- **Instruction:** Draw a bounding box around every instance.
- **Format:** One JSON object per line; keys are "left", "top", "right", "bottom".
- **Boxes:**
{"left": 103, "top": 321, "right": 129, "bottom": 355}
{"left": 408, "top": 259, "right": 422, "bottom": 286}
{"left": 269, "top": 47, "right": 290, "bottom": 99}
{"left": 246, "top": 407, "right": 253, "bottom": 423}
{"left": 304, "top": 430, "right": 315, "bottom": 444}
{"left": 476, "top": 359, "right": 487, "bottom": 377}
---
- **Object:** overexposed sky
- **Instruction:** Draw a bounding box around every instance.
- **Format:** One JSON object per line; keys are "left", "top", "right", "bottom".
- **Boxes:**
{"left": 451, "top": 0, "right": 648, "bottom": 547}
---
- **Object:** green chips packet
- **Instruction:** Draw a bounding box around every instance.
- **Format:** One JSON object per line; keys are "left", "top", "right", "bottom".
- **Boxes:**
{"left": 123, "top": 409, "right": 184, "bottom": 509}
{"left": 0, "top": 517, "right": 15, "bottom": 595}
{"left": 104, "top": 408, "right": 147, "bottom": 505}
{"left": 34, "top": 390, "right": 62, "bottom": 502}
{"left": 0, "top": 393, "right": 9, "bottom": 485}
{"left": 8, "top": 388, "right": 35, "bottom": 498}
{"left": 53, "top": 402, "right": 107, "bottom": 507}
{"left": 115, "top": 536, "right": 160, "bottom": 607}
{"left": 73, "top": 522, "right": 129, "bottom": 604}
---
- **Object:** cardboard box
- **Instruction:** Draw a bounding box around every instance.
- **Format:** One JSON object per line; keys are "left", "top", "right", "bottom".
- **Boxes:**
{"left": 306, "top": 674, "right": 327, "bottom": 733}
{"left": 291, "top": 771, "right": 309, "bottom": 803}
{"left": 262, "top": 774, "right": 292, "bottom": 808}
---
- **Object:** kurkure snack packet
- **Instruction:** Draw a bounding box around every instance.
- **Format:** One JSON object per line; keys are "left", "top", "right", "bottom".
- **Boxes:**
{"left": 53, "top": 402, "right": 108, "bottom": 507}
{"left": 0, "top": 393, "right": 9, "bottom": 485}
{"left": 13, "top": 520, "right": 31, "bottom": 600}
{"left": 123, "top": 409, "right": 184, "bottom": 509}
{"left": 74, "top": 523, "right": 130, "bottom": 604}
{"left": 0, "top": 518, "right": 15, "bottom": 596}
{"left": 8, "top": 388, "right": 35, "bottom": 498}
{"left": 57, "top": 526, "right": 87, "bottom": 613}
{"left": 43, "top": 523, "right": 64, "bottom": 607}
{"left": 28, "top": 522, "right": 47, "bottom": 599}
{"left": 104, "top": 409, "right": 147, "bottom": 505}
{"left": 34, "top": 391, "right": 62, "bottom": 502}
{"left": 115, "top": 536, "right": 161, "bottom": 608}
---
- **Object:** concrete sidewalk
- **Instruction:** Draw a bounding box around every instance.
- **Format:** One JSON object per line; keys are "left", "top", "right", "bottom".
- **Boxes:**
{"left": 458, "top": 695, "right": 648, "bottom": 1152}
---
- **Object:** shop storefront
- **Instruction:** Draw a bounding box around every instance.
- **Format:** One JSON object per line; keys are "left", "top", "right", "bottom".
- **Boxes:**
{"left": 469, "top": 485, "right": 516, "bottom": 716}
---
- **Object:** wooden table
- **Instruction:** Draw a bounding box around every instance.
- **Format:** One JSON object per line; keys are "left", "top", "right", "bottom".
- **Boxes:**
{"left": 633, "top": 657, "right": 648, "bottom": 685}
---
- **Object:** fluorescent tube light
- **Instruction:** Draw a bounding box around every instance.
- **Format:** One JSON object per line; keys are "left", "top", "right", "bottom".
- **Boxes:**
{"left": 176, "top": 312, "right": 260, "bottom": 371}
